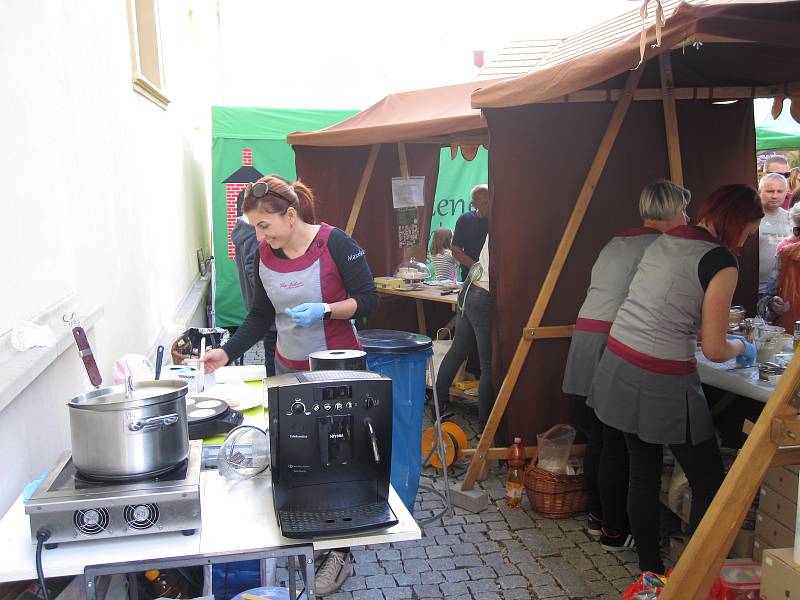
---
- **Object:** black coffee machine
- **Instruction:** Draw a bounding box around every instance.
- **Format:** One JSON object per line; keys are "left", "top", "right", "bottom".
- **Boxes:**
{"left": 268, "top": 370, "right": 397, "bottom": 538}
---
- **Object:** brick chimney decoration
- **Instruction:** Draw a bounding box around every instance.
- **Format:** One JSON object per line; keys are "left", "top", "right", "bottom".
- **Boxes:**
{"left": 222, "top": 148, "right": 263, "bottom": 260}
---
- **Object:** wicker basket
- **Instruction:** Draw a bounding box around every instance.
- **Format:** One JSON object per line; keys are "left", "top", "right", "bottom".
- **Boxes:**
{"left": 524, "top": 463, "right": 587, "bottom": 518}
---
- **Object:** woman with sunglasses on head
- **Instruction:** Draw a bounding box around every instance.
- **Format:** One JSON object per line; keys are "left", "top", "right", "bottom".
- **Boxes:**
{"left": 587, "top": 184, "right": 763, "bottom": 576}
{"left": 201, "top": 174, "right": 377, "bottom": 596}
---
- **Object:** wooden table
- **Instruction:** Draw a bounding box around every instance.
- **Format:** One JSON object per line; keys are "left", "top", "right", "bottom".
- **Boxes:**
{"left": 378, "top": 284, "right": 459, "bottom": 335}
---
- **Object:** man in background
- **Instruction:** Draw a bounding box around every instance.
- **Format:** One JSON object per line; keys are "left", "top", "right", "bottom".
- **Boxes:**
{"left": 765, "top": 154, "right": 793, "bottom": 209}
{"left": 758, "top": 173, "right": 791, "bottom": 299}
{"left": 452, "top": 184, "right": 490, "bottom": 282}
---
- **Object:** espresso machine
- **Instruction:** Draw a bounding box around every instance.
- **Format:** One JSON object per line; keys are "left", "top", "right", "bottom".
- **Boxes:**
{"left": 267, "top": 370, "right": 397, "bottom": 537}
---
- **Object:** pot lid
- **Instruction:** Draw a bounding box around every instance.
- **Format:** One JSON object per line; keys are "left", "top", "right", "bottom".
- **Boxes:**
{"left": 357, "top": 329, "right": 432, "bottom": 352}
{"left": 69, "top": 380, "right": 188, "bottom": 411}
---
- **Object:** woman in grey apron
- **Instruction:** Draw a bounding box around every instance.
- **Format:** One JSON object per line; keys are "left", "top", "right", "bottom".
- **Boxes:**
{"left": 588, "top": 184, "right": 762, "bottom": 574}
{"left": 202, "top": 175, "right": 378, "bottom": 595}
{"left": 562, "top": 180, "right": 689, "bottom": 549}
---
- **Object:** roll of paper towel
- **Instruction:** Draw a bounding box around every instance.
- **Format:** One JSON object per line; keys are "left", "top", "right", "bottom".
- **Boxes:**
{"left": 214, "top": 365, "right": 267, "bottom": 383}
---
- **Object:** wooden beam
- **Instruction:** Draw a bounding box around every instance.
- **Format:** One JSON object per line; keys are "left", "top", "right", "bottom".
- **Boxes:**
{"left": 462, "top": 444, "right": 586, "bottom": 462}
{"left": 522, "top": 325, "right": 574, "bottom": 340}
{"left": 397, "top": 142, "right": 409, "bottom": 177}
{"left": 461, "top": 66, "right": 645, "bottom": 491}
{"left": 661, "top": 358, "right": 800, "bottom": 598}
{"left": 345, "top": 144, "right": 380, "bottom": 236}
{"left": 659, "top": 52, "right": 684, "bottom": 186}
{"left": 770, "top": 446, "right": 800, "bottom": 468}
{"left": 536, "top": 81, "right": 800, "bottom": 104}
{"left": 771, "top": 414, "right": 800, "bottom": 446}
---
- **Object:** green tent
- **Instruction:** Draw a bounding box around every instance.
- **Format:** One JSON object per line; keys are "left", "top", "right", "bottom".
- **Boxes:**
{"left": 756, "top": 104, "right": 800, "bottom": 151}
{"left": 212, "top": 107, "right": 489, "bottom": 327}
{"left": 212, "top": 107, "right": 358, "bottom": 327}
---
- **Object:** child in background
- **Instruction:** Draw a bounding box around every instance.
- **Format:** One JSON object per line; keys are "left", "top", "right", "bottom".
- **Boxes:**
{"left": 429, "top": 227, "right": 458, "bottom": 282}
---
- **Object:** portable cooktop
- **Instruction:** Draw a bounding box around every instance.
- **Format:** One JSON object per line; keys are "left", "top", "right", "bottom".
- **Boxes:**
{"left": 25, "top": 441, "right": 202, "bottom": 547}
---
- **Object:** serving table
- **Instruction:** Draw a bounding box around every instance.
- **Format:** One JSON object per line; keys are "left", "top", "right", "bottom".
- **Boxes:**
{"left": 378, "top": 284, "right": 459, "bottom": 335}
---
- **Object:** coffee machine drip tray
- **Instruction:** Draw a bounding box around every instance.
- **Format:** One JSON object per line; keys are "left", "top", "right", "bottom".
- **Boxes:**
{"left": 278, "top": 502, "right": 397, "bottom": 538}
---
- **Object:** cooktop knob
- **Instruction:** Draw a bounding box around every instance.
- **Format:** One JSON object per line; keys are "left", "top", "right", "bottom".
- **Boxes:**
{"left": 290, "top": 401, "right": 305, "bottom": 414}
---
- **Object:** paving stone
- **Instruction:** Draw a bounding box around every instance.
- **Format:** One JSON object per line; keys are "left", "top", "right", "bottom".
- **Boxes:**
{"left": 540, "top": 557, "right": 593, "bottom": 599}
{"left": 614, "top": 577, "right": 636, "bottom": 591}
{"left": 453, "top": 554, "right": 484, "bottom": 568}
{"left": 472, "top": 593, "right": 502, "bottom": 600}
{"left": 565, "top": 529, "right": 590, "bottom": 544}
{"left": 501, "top": 539, "right": 525, "bottom": 552}
{"left": 450, "top": 542, "right": 478, "bottom": 555}
{"left": 463, "top": 514, "right": 482, "bottom": 523}
{"left": 444, "top": 525, "right": 464, "bottom": 534}
{"left": 352, "top": 590, "right": 385, "bottom": 600}
{"left": 365, "top": 574, "right": 396, "bottom": 589}
{"left": 460, "top": 531, "right": 489, "bottom": 543}
{"left": 467, "top": 579, "right": 498, "bottom": 593}
{"left": 599, "top": 565, "right": 632, "bottom": 580}
{"left": 354, "top": 562, "right": 386, "bottom": 576}
{"left": 581, "top": 569, "right": 603, "bottom": 582}
{"left": 341, "top": 576, "right": 367, "bottom": 591}
{"left": 352, "top": 549, "right": 378, "bottom": 563}
{"left": 525, "top": 573, "right": 558, "bottom": 588}
{"left": 420, "top": 570, "right": 444, "bottom": 585}
{"left": 487, "top": 529, "right": 514, "bottom": 541}
{"left": 441, "top": 568, "right": 470, "bottom": 583}
{"left": 400, "top": 558, "right": 430, "bottom": 574}
{"left": 439, "top": 581, "right": 469, "bottom": 596}
{"left": 376, "top": 549, "right": 400, "bottom": 561}
{"left": 498, "top": 574, "right": 528, "bottom": 589}
{"left": 433, "top": 534, "right": 460, "bottom": 545}
{"left": 393, "top": 573, "right": 421, "bottom": 587}
{"left": 411, "top": 584, "right": 442, "bottom": 598}
{"left": 381, "top": 560, "right": 404, "bottom": 575}
{"left": 504, "top": 588, "right": 534, "bottom": 600}
{"left": 476, "top": 540, "right": 502, "bottom": 555}
{"left": 481, "top": 511, "right": 506, "bottom": 522}
{"left": 467, "top": 566, "right": 497, "bottom": 580}
{"left": 589, "top": 554, "right": 619, "bottom": 568}
{"left": 425, "top": 545, "right": 453, "bottom": 559}
{"left": 400, "top": 546, "right": 427, "bottom": 560}
{"left": 441, "top": 515, "right": 466, "bottom": 525}
{"left": 392, "top": 540, "right": 418, "bottom": 549}
{"left": 462, "top": 523, "right": 489, "bottom": 533}
{"left": 578, "top": 541, "right": 606, "bottom": 556}
{"left": 532, "top": 586, "right": 567, "bottom": 599}
{"left": 517, "top": 528, "right": 559, "bottom": 557}
{"left": 323, "top": 593, "right": 353, "bottom": 600}
{"left": 487, "top": 488, "right": 506, "bottom": 501}
{"left": 427, "top": 557, "right": 456, "bottom": 571}
{"left": 423, "top": 526, "right": 446, "bottom": 537}
{"left": 566, "top": 557, "right": 595, "bottom": 572}
{"left": 382, "top": 588, "right": 412, "bottom": 600}
{"left": 498, "top": 506, "right": 536, "bottom": 530}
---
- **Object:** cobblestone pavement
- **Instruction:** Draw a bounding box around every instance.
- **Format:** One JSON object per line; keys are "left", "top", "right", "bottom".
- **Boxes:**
{"left": 242, "top": 345, "right": 668, "bottom": 599}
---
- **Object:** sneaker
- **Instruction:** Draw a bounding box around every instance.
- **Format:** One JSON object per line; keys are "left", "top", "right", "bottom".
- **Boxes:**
{"left": 586, "top": 513, "right": 602, "bottom": 537}
{"left": 314, "top": 550, "right": 353, "bottom": 597}
{"left": 600, "top": 529, "right": 635, "bottom": 552}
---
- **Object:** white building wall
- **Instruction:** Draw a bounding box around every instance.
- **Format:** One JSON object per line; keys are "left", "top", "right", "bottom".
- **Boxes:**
{"left": 0, "top": 0, "right": 219, "bottom": 514}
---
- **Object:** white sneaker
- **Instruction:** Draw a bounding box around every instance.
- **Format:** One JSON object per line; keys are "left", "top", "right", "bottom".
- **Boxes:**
{"left": 314, "top": 550, "right": 353, "bottom": 597}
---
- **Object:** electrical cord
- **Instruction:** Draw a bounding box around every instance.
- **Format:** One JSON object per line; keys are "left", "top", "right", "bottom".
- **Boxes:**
{"left": 414, "top": 484, "right": 451, "bottom": 525}
{"left": 35, "top": 529, "right": 51, "bottom": 600}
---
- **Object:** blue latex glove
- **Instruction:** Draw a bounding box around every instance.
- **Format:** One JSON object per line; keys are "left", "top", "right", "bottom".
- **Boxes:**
{"left": 285, "top": 303, "right": 325, "bottom": 327}
{"left": 728, "top": 334, "right": 757, "bottom": 367}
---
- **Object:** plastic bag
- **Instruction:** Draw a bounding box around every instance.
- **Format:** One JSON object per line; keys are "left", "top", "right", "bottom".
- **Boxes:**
{"left": 536, "top": 424, "right": 576, "bottom": 473}
{"left": 620, "top": 572, "right": 669, "bottom": 599}
{"left": 11, "top": 320, "right": 56, "bottom": 351}
{"left": 112, "top": 354, "right": 154, "bottom": 384}
{"left": 426, "top": 328, "right": 466, "bottom": 388}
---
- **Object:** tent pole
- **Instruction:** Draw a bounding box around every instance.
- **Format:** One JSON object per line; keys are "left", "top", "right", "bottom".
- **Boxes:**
{"left": 345, "top": 144, "right": 381, "bottom": 236}
{"left": 661, "top": 361, "right": 800, "bottom": 598}
{"left": 461, "top": 66, "right": 644, "bottom": 490}
{"left": 659, "top": 52, "right": 684, "bottom": 185}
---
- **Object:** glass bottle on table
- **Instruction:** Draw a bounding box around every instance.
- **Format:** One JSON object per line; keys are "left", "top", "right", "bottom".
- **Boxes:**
{"left": 143, "top": 569, "right": 190, "bottom": 599}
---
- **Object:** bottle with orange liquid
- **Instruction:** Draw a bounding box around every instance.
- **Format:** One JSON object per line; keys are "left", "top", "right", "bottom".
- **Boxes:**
{"left": 505, "top": 437, "right": 525, "bottom": 508}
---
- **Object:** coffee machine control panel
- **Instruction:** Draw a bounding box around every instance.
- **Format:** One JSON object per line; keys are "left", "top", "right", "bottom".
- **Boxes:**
{"left": 284, "top": 385, "right": 381, "bottom": 416}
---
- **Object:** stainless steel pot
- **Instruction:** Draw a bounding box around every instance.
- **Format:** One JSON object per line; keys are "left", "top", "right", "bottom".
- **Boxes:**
{"left": 68, "top": 379, "right": 189, "bottom": 479}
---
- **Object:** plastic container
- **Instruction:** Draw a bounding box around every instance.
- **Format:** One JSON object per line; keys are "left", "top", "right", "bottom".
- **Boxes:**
{"left": 753, "top": 324, "right": 785, "bottom": 364}
{"left": 508, "top": 437, "right": 525, "bottom": 468}
{"left": 505, "top": 466, "right": 523, "bottom": 508}
{"left": 708, "top": 559, "right": 761, "bottom": 599}
{"left": 536, "top": 425, "right": 576, "bottom": 474}
{"left": 231, "top": 587, "right": 307, "bottom": 600}
{"left": 358, "top": 329, "right": 433, "bottom": 512}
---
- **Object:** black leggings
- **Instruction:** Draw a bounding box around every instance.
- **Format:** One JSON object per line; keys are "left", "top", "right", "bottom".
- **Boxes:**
{"left": 623, "top": 432, "right": 724, "bottom": 573}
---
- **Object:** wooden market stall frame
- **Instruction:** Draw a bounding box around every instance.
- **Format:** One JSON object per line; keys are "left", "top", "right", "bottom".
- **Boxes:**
{"left": 461, "top": 44, "right": 800, "bottom": 598}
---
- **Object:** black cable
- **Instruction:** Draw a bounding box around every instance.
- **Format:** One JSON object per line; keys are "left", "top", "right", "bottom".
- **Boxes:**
{"left": 35, "top": 529, "right": 51, "bottom": 600}
{"left": 415, "top": 484, "right": 451, "bottom": 525}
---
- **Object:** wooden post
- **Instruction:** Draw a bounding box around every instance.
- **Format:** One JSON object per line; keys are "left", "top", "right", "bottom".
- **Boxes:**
{"left": 345, "top": 144, "right": 380, "bottom": 236}
{"left": 659, "top": 52, "right": 684, "bottom": 186}
{"left": 461, "top": 66, "right": 644, "bottom": 490}
{"left": 661, "top": 359, "right": 800, "bottom": 598}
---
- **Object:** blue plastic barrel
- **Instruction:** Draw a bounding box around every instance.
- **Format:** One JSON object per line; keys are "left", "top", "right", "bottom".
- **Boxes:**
{"left": 231, "top": 586, "right": 307, "bottom": 600}
{"left": 358, "top": 329, "right": 432, "bottom": 513}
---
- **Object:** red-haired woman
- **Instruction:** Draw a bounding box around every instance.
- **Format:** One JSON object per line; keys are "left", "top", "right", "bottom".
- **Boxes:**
{"left": 588, "top": 184, "right": 763, "bottom": 574}
{"left": 202, "top": 175, "right": 377, "bottom": 595}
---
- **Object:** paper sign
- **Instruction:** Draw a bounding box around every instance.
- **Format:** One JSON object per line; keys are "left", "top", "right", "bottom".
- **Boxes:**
{"left": 392, "top": 176, "right": 425, "bottom": 208}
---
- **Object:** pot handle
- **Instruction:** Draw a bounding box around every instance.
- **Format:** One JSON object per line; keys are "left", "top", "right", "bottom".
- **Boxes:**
{"left": 129, "top": 413, "right": 180, "bottom": 432}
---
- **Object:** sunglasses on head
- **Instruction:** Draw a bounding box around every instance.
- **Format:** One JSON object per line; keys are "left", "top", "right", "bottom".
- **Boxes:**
{"left": 245, "top": 181, "right": 295, "bottom": 206}
{"left": 769, "top": 171, "right": 791, "bottom": 178}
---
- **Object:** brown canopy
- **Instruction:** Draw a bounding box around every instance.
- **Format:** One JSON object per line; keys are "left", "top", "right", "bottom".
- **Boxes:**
{"left": 473, "top": 0, "right": 800, "bottom": 108}
{"left": 288, "top": 79, "right": 501, "bottom": 147}
{"left": 461, "top": 0, "right": 800, "bottom": 480}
